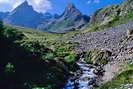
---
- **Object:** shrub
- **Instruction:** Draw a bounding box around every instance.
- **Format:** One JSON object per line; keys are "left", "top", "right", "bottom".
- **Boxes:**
{"left": 64, "top": 52, "right": 77, "bottom": 63}
{"left": 84, "top": 50, "right": 111, "bottom": 65}
{"left": 84, "top": 50, "right": 99, "bottom": 64}
{"left": 42, "top": 53, "right": 55, "bottom": 60}
{"left": 3, "top": 27, "right": 17, "bottom": 38}
{"left": 5, "top": 62, "right": 15, "bottom": 73}
{"left": 56, "top": 48, "right": 69, "bottom": 57}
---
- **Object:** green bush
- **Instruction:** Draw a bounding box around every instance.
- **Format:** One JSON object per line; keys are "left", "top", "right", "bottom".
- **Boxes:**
{"left": 42, "top": 53, "right": 55, "bottom": 60}
{"left": 64, "top": 52, "right": 77, "bottom": 63}
{"left": 3, "top": 27, "right": 17, "bottom": 38}
{"left": 5, "top": 62, "right": 15, "bottom": 73}
{"left": 56, "top": 48, "right": 69, "bottom": 57}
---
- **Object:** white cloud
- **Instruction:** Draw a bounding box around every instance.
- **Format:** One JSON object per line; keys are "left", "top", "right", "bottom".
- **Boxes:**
{"left": 87, "top": 0, "right": 100, "bottom": 4}
{"left": 0, "top": 0, "right": 10, "bottom": 4}
{"left": 94, "top": 0, "right": 100, "bottom": 3}
{"left": 0, "top": 0, "right": 52, "bottom": 13}
{"left": 28, "top": 0, "right": 52, "bottom": 13}
{"left": 13, "top": 0, "right": 23, "bottom": 9}
{"left": 87, "top": 0, "right": 91, "bottom": 4}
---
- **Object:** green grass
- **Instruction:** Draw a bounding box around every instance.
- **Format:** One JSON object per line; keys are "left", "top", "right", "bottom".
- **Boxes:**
{"left": 42, "top": 53, "right": 55, "bottom": 60}
{"left": 64, "top": 52, "right": 77, "bottom": 63}
{"left": 2, "top": 23, "right": 79, "bottom": 67}
{"left": 45, "top": 19, "right": 75, "bottom": 32}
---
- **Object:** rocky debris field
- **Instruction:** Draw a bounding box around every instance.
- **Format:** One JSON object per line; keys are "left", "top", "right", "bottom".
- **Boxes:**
{"left": 68, "top": 21, "right": 133, "bottom": 60}
{"left": 68, "top": 21, "right": 133, "bottom": 84}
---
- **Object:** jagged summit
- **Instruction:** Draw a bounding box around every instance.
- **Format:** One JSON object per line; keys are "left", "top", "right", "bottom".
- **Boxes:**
{"left": 38, "top": 2, "right": 90, "bottom": 33}
{"left": 3, "top": 0, "right": 43, "bottom": 28}
{"left": 62, "top": 3, "right": 81, "bottom": 18}
{"left": 2, "top": 1, "right": 90, "bottom": 33}
{"left": 12, "top": 0, "right": 33, "bottom": 12}
{"left": 67, "top": 3, "right": 76, "bottom": 9}
{"left": 21, "top": 0, "right": 28, "bottom": 6}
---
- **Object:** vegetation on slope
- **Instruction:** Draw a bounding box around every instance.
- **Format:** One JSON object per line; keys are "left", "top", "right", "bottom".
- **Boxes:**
{"left": 84, "top": 50, "right": 112, "bottom": 65}
{"left": 86, "top": 13, "right": 133, "bottom": 32}
{"left": 0, "top": 21, "right": 78, "bottom": 89}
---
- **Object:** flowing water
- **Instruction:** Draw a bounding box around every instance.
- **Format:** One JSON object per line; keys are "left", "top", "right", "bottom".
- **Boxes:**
{"left": 62, "top": 58, "right": 98, "bottom": 89}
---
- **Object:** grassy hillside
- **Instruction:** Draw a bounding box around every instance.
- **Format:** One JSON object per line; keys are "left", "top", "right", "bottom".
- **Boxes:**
{"left": 0, "top": 22, "right": 79, "bottom": 89}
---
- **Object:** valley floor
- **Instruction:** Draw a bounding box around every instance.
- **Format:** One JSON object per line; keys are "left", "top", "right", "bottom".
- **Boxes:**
{"left": 1, "top": 20, "right": 133, "bottom": 89}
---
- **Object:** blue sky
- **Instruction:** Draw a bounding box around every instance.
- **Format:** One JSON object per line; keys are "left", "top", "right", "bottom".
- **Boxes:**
{"left": 0, "top": 0, "right": 125, "bottom": 15}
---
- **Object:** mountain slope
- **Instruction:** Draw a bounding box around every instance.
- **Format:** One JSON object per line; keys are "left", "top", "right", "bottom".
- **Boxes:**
{"left": 3, "top": 1, "right": 45, "bottom": 29}
{"left": 90, "top": 0, "right": 133, "bottom": 25}
{"left": 38, "top": 3, "right": 90, "bottom": 33}
{"left": 0, "top": 12, "right": 9, "bottom": 20}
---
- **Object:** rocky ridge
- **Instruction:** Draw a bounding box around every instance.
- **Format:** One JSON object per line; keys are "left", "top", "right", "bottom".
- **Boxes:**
{"left": 90, "top": 0, "right": 133, "bottom": 25}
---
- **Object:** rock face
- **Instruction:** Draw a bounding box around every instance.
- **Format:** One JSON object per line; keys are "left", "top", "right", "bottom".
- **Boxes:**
{"left": 38, "top": 3, "right": 90, "bottom": 33}
{"left": 3, "top": 1, "right": 45, "bottom": 29}
{"left": 90, "top": 0, "right": 133, "bottom": 25}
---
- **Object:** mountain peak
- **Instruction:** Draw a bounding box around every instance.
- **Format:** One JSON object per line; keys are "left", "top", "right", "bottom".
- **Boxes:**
{"left": 38, "top": 2, "right": 90, "bottom": 33}
{"left": 12, "top": 0, "right": 33, "bottom": 12}
{"left": 20, "top": 0, "right": 29, "bottom": 7}
{"left": 62, "top": 2, "right": 81, "bottom": 18}
{"left": 67, "top": 3, "right": 75, "bottom": 9}
{"left": 4, "top": 0, "right": 44, "bottom": 29}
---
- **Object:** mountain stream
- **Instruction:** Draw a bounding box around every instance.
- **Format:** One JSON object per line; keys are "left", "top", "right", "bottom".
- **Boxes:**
{"left": 62, "top": 57, "right": 101, "bottom": 89}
